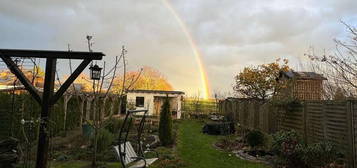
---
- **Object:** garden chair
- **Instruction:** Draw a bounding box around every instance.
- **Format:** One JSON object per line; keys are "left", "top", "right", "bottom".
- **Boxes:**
{"left": 113, "top": 142, "right": 158, "bottom": 168}
{"left": 114, "top": 109, "right": 158, "bottom": 168}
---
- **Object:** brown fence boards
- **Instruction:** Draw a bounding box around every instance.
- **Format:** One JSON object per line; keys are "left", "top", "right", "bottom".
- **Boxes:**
{"left": 219, "top": 98, "right": 357, "bottom": 168}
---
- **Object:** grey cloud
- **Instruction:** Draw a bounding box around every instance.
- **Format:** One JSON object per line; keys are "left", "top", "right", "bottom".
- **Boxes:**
{"left": 0, "top": 0, "right": 356, "bottom": 96}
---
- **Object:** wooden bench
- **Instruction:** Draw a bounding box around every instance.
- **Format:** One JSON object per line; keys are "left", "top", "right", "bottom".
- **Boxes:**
{"left": 113, "top": 142, "right": 158, "bottom": 168}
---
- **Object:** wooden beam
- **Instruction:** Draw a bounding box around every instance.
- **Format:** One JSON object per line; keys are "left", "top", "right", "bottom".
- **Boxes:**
{"left": 0, "top": 49, "right": 104, "bottom": 60}
{"left": 36, "top": 58, "right": 57, "bottom": 168}
{"left": 51, "top": 59, "right": 92, "bottom": 104}
{"left": 0, "top": 48, "right": 105, "bottom": 168}
{"left": 0, "top": 56, "right": 42, "bottom": 104}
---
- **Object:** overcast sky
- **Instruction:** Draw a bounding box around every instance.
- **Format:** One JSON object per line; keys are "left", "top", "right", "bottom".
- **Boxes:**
{"left": 0, "top": 0, "right": 356, "bottom": 97}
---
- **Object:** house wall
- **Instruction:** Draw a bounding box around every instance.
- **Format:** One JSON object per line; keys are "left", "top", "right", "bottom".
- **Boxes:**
{"left": 126, "top": 92, "right": 183, "bottom": 119}
{"left": 293, "top": 80, "right": 323, "bottom": 100}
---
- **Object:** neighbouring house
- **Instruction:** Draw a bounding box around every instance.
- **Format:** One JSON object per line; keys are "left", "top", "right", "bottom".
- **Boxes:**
{"left": 126, "top": 90, "right": 185, "bottom": 119}
{"left": 0, "top": 85, "right": 26, "bottom": 93}
{"left": 0, "top": 68, "right": 44, "bottom": 93}
{"left": 278, "top": 70, "right": 327, "bottom": 100}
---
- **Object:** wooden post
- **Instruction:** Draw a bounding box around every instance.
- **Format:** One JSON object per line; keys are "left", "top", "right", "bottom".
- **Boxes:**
{"left": 36, "top": 58, "right": 56, "bottom": 168}
{"left": 0, "top": 49, "right": 104, "bottom": 168}
{"left": 85, "top": 96, "right": 94, "bottom": 121}
{"left": 109, "top": 96, "right": 116, "bottom": 116}
{"left": 79, "top": 95, "right": 85, "bottom": 128}
{"left": 63, "top": 94, "right": 72, "bottom": 133}
{"left": 351, "top": 100, "right": 356, "bottom": 168}
{"left": 303, "top": 101, "right": 308, "bottom": 144}
{"left": 347, "top": 100, "right": 355, "bottom": 168}
{"left": 322, "top": 101, "right": 327, "bottom": 140}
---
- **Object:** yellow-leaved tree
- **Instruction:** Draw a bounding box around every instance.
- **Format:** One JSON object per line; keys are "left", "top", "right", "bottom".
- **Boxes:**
{"left": 113, "top": 66, "right": 173, "bottom": 92}
{"left": 233, "top": 59, "right": 290, "bottom": 100}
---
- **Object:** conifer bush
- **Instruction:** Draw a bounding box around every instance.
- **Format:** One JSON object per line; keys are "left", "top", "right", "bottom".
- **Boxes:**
{"left": 159, "top": 96, "right": 173, "bottom": 146}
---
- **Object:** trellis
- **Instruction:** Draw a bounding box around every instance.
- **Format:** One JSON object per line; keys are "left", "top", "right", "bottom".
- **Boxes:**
{"left": 0, "top": 49, "right": 104, "bottom": 168}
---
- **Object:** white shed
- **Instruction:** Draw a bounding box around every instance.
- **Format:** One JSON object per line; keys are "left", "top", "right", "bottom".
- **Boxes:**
{"left": 126, "top": 90, "right": 185, "bottom": 119}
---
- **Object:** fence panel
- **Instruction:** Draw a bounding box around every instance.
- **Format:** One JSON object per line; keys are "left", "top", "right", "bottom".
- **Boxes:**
{"left": 305, "top": 101, "right": 324, "bottom": 143}
{"left": 279, "top": 104, "right": 304, "bottom": 135}
{"left": 219, "top": 98, "right": 357, "bottom": 167}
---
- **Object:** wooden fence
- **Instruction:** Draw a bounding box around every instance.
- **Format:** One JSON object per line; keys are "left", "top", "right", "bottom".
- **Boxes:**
{"left": 182, "top": 99, "right": 218, "bottom": 114}
{"left": 219, "top": 98, "right": 357, "bottom": 168}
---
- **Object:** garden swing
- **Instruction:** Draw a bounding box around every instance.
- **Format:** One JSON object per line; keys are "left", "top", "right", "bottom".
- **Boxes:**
{"left": 113, "top": 109, "right": 158, "bottom": 168}
{"left": 0, "top": 48, "right": 104, "bottom": 168}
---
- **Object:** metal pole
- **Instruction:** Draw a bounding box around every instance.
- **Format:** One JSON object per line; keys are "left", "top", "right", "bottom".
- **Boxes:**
{"left": 36, "top": 58, "right": 57, "bottom": 168}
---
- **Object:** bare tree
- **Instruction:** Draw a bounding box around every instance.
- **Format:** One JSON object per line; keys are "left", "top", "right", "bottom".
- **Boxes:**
{"left": 85, "top": 38, "right": 142, "bottom": 167}
{"left": 307, "top": 22, "right": 357, "bottom": 98}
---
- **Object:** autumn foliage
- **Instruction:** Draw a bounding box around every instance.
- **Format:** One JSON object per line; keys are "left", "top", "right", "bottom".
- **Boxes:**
{"left": 66, "top": 73, "right": 93, "bottom": 92}
{"left": 234, "top": 59, "right": 290, "bottom": 100}
{"left": 113, "top": 66, "right": 173, "bottom": 92}
{"left": 0, "top": 66, "right": 44, "bottom": 87}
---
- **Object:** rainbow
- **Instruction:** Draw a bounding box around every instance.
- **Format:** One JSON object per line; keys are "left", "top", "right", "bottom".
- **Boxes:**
{"left": 162, "top": 0, "right": 211, "bottom": 99}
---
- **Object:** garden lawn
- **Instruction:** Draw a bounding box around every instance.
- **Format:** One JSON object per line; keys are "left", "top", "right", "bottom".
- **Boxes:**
{"left": 40, "top": 120, "right": 269, "bottom": 168}
{"left": 177, "top": 120, "right": 269, "bottom": 168}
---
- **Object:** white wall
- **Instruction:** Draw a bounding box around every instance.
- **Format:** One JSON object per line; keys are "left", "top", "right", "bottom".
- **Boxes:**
{"left": 126, "top": 92, "right": 183, "bottom": 119}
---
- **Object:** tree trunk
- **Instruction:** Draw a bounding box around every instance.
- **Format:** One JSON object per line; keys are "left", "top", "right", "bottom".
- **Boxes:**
{"left": 100, "top": 97, "right": 108, "bottom": 120}
{"left": 85, "top": 96, "right": 94, "bottom": 121}
{"left": 63, "top": 94, "right": 72, "bottom": 134}
{"left": 91, "top": 125, "right": 98, "bottom": 168}
{"left": 79, "top": 95, "right": 85, "bottom": 128}
{"left": 93, "top": 97, "right": 97, "bottom": 122}
{"left": 91, "top": 97, "right": 99, "bottom": 168}
{"left": 110, "top": 96, "right": 116, "bottom": 116}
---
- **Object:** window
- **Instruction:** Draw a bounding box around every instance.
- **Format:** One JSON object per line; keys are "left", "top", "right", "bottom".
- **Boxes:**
{"left": 136, "top": 97, "right": 144, "bottom": 107}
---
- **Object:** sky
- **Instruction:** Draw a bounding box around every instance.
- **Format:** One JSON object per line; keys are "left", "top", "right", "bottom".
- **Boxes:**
{"left": 0, "top": 0, "right": 356, "bottom": 98}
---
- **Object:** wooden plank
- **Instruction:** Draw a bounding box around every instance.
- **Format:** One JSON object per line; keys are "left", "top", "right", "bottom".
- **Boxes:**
{"left": 0, "top": 49, "right": 104, "bottom": 60}
{"left": 51, "top": 59, "right": 92, "bottom": 104}
{"left": 0, "top": 56, "right": 42, "bottom": 104}
{"left": 346, "top": 100, "right": 355, "bottom": 168}
{"left": 353, "top": 100, "right": 357, "bottom": 168}
{"left": 36, "top": 58, "right": 56, "bottom": 168}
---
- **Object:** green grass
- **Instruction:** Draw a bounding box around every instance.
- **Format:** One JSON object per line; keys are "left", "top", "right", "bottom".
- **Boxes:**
{"left": 177, "top": 120, "right": 269, "bottom": 168}
{"left": 51, "top": 161, "right": 121, "bottom": 168}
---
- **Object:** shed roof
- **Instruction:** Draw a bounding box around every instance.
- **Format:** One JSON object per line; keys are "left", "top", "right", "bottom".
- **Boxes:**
{"left": 279, "top": 70, "right": 327, "bottom": 80}
{"left": 127, "top": 89, "right": 184, "bottom": 95}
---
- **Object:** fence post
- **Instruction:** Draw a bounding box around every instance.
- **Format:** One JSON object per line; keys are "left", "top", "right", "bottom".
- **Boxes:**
{"left": 303, "top": 101, "right": 308, "bottom": 144}
{"left": 352, "top": 100, "right": 356, "bottom": 168}
{"left": 351, "top": 100, "right": 357, "bottom": 168}
{"left": 233, "top": 100, "right": 237, "bottom": 123}
{"left": 347, "top": 100, "right": 355, "bottom": 168}
{"left": 322, "top": 101, "right": 327, "bottom": 140}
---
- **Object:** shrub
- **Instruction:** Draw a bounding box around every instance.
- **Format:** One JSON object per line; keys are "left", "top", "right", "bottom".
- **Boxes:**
{"left": 216, "top": 136, "right": 243, "bottom": 151}
{"left": 245, "top": 130, "right": 265, "bottom": 149}
{"left": 104, "top": 118, "right": 124, "bottom": 134}
{"left": 272, "top": 130, "right": 304, "bottom": 167}
{"left": 155, "top": 147, "right": 187, "bottom": 168}
{"left": 159, "top": 97, "right": 173, "bottom": 146}
{"left": 272, "top": 130, "right": 343, "bottom": 168}
{"left": 96, "top": 148, "right": 118, "bottom": 162}
{"left": 301, "top": 141, "right": 342, "bottom": 167}
{"left": 93, "top": 129, "right": 114, "bottom": 153}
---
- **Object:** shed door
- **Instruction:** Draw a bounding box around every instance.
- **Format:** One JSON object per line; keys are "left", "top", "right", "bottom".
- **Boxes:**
{"left": 154, "top": 97, "right": 162, "bottom": 116}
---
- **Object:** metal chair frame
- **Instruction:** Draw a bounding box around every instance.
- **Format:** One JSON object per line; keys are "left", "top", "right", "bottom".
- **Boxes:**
{"left": 117, "top": 109, "right": 158, "bottom": 168}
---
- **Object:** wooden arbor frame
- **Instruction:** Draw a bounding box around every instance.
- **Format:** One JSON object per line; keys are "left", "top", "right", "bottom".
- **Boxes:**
{"left": 0, "top": 49, "right": 105, "bottom": 168}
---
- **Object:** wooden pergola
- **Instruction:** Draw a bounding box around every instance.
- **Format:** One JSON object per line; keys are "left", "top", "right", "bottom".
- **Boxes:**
{"left": 0, "top": 49, "right": 105, "bottom": 168}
